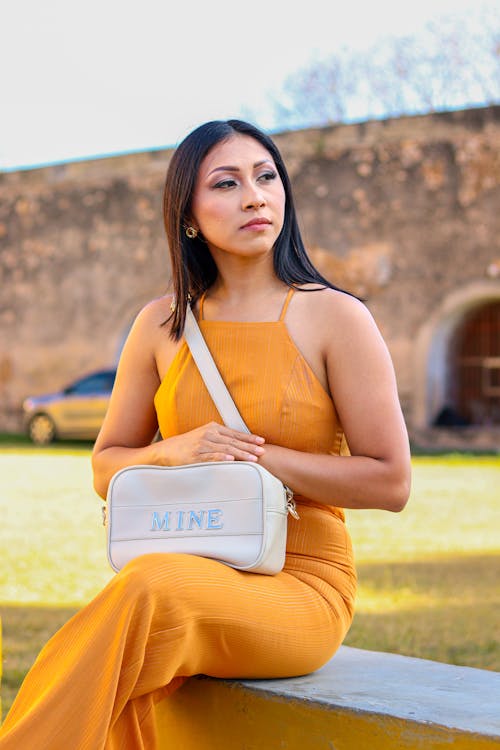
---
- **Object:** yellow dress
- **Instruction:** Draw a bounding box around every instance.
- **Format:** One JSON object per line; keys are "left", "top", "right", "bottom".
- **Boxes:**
{"left": 0, "top": 289, "right": 357, "bottom": 750}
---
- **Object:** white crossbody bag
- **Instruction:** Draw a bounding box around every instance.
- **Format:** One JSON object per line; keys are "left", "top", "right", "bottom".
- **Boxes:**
{"left": 104, "top": 305, "right": 299, "bottom": 576}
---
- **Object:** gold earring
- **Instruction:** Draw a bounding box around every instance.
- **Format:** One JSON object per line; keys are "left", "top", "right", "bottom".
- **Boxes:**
{"left": 185, "top": 226, "right": 198, "bottom": 239}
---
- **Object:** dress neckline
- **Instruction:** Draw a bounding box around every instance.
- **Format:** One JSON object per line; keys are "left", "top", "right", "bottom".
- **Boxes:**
{"left": 155, "top": 287, "right": 332, "bottom": 402}
{"left": 198, "top": 287, "right": 295, "bottom": 323}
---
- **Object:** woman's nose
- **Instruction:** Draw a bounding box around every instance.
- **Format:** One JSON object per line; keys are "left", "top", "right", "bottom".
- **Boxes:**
{"left": 242, "top": 184, "right": 266, "bottom": 210}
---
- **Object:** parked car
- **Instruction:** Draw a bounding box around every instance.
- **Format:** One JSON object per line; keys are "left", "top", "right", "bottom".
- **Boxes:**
{"left": 23, "top": 369, "right": 116, "bottom": 444}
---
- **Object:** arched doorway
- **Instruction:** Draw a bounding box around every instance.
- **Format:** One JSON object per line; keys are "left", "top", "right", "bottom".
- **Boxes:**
{"left": 448, "top": 302, "right": 500, "bottom": 425}
{"left": 413, "top": 282, "right": 500, "bottom": 429}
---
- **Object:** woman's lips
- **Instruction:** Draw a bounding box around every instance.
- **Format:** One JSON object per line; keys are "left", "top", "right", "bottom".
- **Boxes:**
{"left": 240, "top": 218, "right": 272, "bottom": 230}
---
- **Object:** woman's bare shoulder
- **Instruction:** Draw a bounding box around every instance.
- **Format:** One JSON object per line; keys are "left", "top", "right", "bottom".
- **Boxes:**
{"left": 126, "top": 294, "right": 175, "bottom": 340}
{"left": 134, "top": 294, "right": 174, "bottom": 325}
{"left": 118, "top": 295, "right": 177, "bottom": 366}
{"left": 295, "top": 285, "right": 372, "bottom": 329}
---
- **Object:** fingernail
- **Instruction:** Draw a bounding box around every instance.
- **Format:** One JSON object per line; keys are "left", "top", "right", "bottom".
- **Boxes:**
{"left": 255, "top": 437, "right": 265, "bottom": 444}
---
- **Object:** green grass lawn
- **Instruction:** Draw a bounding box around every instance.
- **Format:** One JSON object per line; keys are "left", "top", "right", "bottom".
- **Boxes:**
{"left": 343, "top": 454, "right": 500, "bottom": 669}
{"left": 0, "top": 448, "right": 499, "bottom": 717}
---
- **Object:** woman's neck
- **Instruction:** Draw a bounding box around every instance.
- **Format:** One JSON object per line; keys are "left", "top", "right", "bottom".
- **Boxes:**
{"left": 209, "top": 254, "right": 285, "bottom": 299}
{"left": 202, "top": 276, "right": 290, "bottom": 322}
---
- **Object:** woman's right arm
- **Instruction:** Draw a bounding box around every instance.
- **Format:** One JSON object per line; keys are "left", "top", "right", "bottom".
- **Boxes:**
{"left": 91, "top": 298, "right": 173, "bottom": 499}
{"left": 92, "top": 297, "right": 266, "bottom": 499}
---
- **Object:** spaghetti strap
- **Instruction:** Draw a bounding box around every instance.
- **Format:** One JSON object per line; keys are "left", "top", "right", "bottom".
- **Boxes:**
{"left": 279, "top": 287, "right": 295, "bottom": 321}
{"left": 198, "top": 291, "right": 208, "bottom": 321}
{"left": 199, "top": 289, "right": 293, "bottom": 322}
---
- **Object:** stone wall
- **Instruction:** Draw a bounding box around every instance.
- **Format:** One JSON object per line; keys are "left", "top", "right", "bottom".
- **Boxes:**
{"left": 1, "top": 105, "right": 499, "bottom": 435}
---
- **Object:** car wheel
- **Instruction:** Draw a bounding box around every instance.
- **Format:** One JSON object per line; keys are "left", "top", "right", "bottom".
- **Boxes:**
{"left": 28, "top": 413, "right": 57, "bottom": 445}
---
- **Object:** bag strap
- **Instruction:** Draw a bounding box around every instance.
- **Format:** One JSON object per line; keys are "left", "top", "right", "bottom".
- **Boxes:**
{"left": 184, "top": 305, "right": 250, "bottom": 434}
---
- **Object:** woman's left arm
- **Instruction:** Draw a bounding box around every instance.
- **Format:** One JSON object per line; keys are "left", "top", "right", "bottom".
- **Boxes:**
{"left": 258, "top": 293, "right": 411, "bottom": 512}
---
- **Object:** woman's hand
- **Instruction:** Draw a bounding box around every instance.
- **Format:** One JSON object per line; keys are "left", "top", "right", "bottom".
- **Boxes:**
{"left": 157, "top": 422, "right": 266, "bottom": 466}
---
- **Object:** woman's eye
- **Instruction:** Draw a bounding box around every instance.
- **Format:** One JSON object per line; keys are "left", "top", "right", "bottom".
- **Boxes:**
{"left": 213, "top": 178, "right": 237, "bottom": 189}
{"left": 258, "top": 171, "right": 277, "bottom": 182}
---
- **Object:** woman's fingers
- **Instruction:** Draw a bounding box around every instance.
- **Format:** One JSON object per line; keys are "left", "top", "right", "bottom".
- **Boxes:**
{"left": 202, "top": 447, "right": 260, "bottom": 462}
{"left": 161, "top": 423, "right": 266, "bottom": 466}
{"left": 201, "top": 453, "right": 236, "bottom": 462}
{"left": 209, "top": 423, "right": 265, "bottom": 444}
{"left": 205, "top": 426, "right": 265, "bottom": 460}
{"left": 191, "top": 424, "right": 265, "bottom": 462}
{"left": 201, "top": 441, "right": 264, "bottom": 462}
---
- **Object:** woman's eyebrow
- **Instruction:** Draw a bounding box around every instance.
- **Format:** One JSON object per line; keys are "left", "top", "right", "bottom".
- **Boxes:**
{"left": 207, "top": 159, "right": 272, "bottom": 176}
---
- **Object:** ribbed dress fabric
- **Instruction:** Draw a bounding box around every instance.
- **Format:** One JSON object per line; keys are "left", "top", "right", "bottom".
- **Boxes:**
{"left": 0, "top": 288, "right": 357, "bottom": 750}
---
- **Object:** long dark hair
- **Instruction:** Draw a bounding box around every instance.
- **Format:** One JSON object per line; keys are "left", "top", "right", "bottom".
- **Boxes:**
{"left": 163, "top": 118, "right": 347, "bottom": 340}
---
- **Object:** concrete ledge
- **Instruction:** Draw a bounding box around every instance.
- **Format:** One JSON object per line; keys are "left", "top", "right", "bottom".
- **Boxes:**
{"left": 155, "top": 646, "right": 500, "bottom": 749}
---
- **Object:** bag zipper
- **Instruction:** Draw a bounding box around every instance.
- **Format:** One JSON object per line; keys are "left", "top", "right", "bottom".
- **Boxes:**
{"left": 285, "top": 486, "right": 300, "bottom": 519}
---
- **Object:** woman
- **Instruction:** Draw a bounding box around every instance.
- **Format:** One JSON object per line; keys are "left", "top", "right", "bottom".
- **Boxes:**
{"left": 0, "top": 119, "right": 411, "bottom": 749}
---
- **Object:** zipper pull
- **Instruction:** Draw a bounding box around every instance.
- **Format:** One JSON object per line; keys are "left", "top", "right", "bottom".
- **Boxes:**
{"left": 285, "top": 486, "right": 300, "bottom": 520}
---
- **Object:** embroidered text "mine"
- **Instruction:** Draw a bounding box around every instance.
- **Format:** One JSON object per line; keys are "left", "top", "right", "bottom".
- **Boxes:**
{"left": 150, "top": 509, "right": 224, "bottom": 532}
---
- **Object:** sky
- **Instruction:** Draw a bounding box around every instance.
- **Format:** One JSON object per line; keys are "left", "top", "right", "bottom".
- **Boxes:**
{"left": 1, "top": 0, "right": 497, "bottom": 171}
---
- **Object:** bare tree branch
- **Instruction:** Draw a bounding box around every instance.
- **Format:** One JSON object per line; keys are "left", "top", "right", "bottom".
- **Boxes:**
{"left": 267, "top": 4, "right": 500, "bottom": 128}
